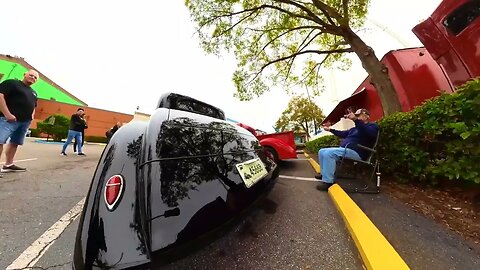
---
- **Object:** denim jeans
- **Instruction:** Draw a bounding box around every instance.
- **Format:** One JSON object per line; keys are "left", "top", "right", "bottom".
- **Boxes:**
{"left": 318, "top": 147, "right": 362, "bottom": 183}
{"left": 62, "top": 130, "right": 83, "bottom": 153}
{"left": 0, "top": 117, "right": 31, "bottom": 145}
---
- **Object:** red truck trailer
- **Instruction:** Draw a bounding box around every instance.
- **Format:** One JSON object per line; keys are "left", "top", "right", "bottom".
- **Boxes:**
{"left": 412, "top": 0, "right": 480, "bottom": 87}
{"left": 323, "top": 0, "right": 479, "bottom": 124}
{"left": 323, "top": 47, "right": 454, "bottom": 124}
{"left": 237, "top": 123, "right": 297, "bottom": 162}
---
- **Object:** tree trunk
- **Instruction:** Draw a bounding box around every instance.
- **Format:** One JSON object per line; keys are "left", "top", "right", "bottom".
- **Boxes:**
{"left": 342, "top": 27, "right": 402, "bottom": 115}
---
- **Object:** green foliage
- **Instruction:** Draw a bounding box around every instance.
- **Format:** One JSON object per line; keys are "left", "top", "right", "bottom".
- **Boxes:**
{"left": 377, "top": 78, "right": 480, "bottom": 184}
{"left": 36, "top": 114, "right": 70, "bottom": 142}
{"left": 275, "top": 95, "right": 325, "bottom": 135}
{"left": 305, "top": 135, "right": 340, "bottom": 153}
{"left": 29, "top": 128, "right": 40, "bottom": 137}
{"left": 85, "top": 136, "right": 108, "bottom": 144}
{"left": 185, "top": 0, "right": 370, "bottom": 100}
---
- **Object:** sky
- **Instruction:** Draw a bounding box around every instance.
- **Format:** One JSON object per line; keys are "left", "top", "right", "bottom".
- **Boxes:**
{"left": 0, "top": 0, "right": 442, "bottom": 132}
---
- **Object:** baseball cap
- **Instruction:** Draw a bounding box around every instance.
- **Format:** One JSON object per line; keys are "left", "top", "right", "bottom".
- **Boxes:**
{"left": 354, "top": 108, "right": 370, "bottom": 115}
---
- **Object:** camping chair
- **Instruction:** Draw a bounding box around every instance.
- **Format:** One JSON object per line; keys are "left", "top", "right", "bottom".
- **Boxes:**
{"left": 335, "top": 130, "right": 381, "bottom": 193}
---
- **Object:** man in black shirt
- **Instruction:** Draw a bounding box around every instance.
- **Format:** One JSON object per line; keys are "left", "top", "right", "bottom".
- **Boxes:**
{"left": 73, "top": 111, "right": 87, "bottom": 152}
{"left": 0, "top": 69, "right": 39, "bottom": 173}
{"left": 60, "top": 108, "right": 87, "bottom": 156}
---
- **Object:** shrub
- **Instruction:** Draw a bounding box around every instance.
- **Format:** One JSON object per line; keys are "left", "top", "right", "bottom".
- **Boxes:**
{"left": 378, "top": 78, "right": 480, "bottom": 184}
{"left": 85, "top": 136, "right": 108, "bottom": 144}
{"left": 305, "top": 135, "right": 340, "bottom": 153}
{"left": 36, "top": 114, "right": 70, "bottom": 142}
{"left": 29, "top": 128, "right": 41, "bottom": 137}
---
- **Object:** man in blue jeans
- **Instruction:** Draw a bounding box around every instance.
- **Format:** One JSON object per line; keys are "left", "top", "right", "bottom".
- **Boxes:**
{"left": 0, "top": 69, "right": 39, "bottom": 176}
{"left": 60, "top": 108, "right": 87, "bottom": 156}
{"left": 315, "top": 108, "right": 379, "bottom": 191}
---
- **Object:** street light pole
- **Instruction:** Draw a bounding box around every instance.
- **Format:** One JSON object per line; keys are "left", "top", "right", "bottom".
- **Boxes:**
{"left": 304, "top": 83, "right": 317, "bottom": 135}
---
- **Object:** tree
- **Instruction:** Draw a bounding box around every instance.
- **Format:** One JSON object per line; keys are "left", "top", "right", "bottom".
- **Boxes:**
{"left": 36, "top": 114, "right": 70, "bottom": 141}
{"left": 275, "top": 96, "right": 325, "bottom": 136}
{"left": 185, "top": 0, "right": 402, "bottom": 115}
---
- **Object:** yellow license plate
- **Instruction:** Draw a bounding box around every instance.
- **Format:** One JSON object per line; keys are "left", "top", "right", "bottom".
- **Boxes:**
{"left": 235, "top": 158, "right": 268, "bottom": 188}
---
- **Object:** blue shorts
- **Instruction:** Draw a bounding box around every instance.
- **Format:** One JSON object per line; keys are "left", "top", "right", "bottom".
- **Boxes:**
{"left": 0, "top": 117, "right": 32, "bottom": 145}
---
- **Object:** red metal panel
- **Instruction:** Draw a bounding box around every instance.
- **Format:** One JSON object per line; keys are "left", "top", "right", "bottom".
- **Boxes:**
{"left": 413, "top": 0, "right": 480, "bottom": 86}
{"left": 323, "top": 48, "right": 453, "bottom": 124}
{"left": 387, "top": 48, "right": 454, "bottom": 111}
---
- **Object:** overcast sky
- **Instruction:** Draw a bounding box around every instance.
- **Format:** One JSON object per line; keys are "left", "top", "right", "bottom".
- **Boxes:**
{"left": 0, "top": 0, "right": 442, "bottom": 132}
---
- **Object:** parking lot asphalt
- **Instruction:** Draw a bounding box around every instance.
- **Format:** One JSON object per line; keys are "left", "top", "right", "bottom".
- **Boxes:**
{"left": 1, "top": 139, "right": 363, "bottom": 270}
{"left": 0, "top": 138, "right": 103, "bottom": 270}
{"left": 2, "top": 140, "right": 480, "bottom": 269}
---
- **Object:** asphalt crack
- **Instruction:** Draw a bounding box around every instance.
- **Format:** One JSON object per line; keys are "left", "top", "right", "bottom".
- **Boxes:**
{"left": 8, "top": 261, "right": 71, "bottom": 270}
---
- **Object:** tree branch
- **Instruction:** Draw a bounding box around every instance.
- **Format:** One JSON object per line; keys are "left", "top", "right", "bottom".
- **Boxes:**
{"left": 213, "top": 10, "right": 258, "bottom": 38}
{"left": 247, "top": 48, "right": 353, "bottom": 85}
{"left": 311, "top": 0, "right": 344, "bottom": 23}
{"left": 274, "top": 0, "right": 334, "bottom": 30}
{"left": 283, "top": 29, "right": 317, "bottom": 81}
{"left": 342, "top": 0, "right": 350, "bottom": 24}
{"left": 257, "top": 26, "right": 326, "bottom": 58}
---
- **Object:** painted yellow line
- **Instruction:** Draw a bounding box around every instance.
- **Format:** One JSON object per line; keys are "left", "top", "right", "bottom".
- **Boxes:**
{"left": 303, "top": 152, "right": 320, "bottom": 173}
{"left": 329, "top": 185, "right": 409, "bottom": 270}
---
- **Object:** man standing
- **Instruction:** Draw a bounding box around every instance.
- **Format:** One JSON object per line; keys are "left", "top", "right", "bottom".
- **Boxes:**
{"left": 315, "top": 108, "right": 379, "bottom": 190}
{"left": 61, "top": 108, "right": 87, "bottom": 156}
{"left": 0, "top": 69, "right": 39, "bottom": 174}
{"left": 73, "top": 111, "right": 87, "bottom": 153}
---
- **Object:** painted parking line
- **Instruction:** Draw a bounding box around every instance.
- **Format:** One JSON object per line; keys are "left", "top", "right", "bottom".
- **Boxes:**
{"left": 6, "top": 197, "right": 85, "bottom": 270}
{"left": 279, "top": 175, "right": 318, "bottom": 182}
{"left": 1, "top": 158, "right": 38, "bottom": 165}
{"left": 304, "top": 156, "right": 409, "bottom": 270}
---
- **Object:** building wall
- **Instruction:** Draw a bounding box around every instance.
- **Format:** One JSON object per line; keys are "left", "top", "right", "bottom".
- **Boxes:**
{"left": 0, "top": 54, "right": 134, "bottom": 137}
{"left": 33, "top": 99, "right": 133, "bottom": 137}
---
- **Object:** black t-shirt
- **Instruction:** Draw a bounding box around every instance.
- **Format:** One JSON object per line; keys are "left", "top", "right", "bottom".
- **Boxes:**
{"left": 0, "top": 79, "right": 38, "bottom": 122}
{"left": 70, "top": 114, "right": 87, "bottom": 132}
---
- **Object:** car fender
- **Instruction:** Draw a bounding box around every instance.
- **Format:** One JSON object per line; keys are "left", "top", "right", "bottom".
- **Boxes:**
{"left": 73, "top": 120, "right": 151, "bottom": 269}
{"left": 260, "top": 137, "right": 297, "bottom": 160}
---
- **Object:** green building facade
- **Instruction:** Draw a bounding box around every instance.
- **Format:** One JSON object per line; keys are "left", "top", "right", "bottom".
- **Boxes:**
{"left": 0, "top": 56, "right": 85, "bottom": 106}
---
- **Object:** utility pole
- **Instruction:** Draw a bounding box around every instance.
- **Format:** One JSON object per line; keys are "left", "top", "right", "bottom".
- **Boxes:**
{"left": 304, "top": 83, "right": 317, "bottom": 136}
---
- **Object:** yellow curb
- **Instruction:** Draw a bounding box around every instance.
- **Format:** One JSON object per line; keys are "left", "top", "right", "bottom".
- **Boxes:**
{"left": 303, "top": 152, "right": 320, "bottom": 174}
{"left": 305, "top": 156, "right": 409, "bottom": 270}
{"left": 328, "top": 185, "right": 409, "bottom": 270}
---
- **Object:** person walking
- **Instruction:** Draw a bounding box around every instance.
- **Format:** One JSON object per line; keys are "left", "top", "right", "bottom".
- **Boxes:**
{"left": 60, "top": 108, "right": 87, "bottom": 156}
{"left": 73, "top": 112, "right": 87, "bottom": 153}
{"left": 0, "top": 69, "right": 39, "bottom": 174}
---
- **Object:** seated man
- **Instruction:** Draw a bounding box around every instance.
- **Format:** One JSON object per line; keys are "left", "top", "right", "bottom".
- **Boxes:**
{"left": 315, "top": 108, "right": 379, "bottom": 191}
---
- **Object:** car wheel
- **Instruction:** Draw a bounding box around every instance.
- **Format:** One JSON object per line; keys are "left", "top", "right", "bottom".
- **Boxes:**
{"left": 264, "top": 146, "right": 279, "bottom": 163}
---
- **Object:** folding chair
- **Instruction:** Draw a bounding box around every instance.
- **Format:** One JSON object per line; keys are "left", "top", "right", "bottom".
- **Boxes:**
{"left": 335, "top": 131, "right": 381, "bottom": 193}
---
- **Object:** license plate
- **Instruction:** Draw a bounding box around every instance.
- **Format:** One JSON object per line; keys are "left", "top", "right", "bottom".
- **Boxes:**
{"left": 236, "top": 158, "right": 268, "bottom": 188}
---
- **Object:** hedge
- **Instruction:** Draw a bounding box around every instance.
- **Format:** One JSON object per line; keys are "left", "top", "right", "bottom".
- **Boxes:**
{"left": 85, "top": 136, "right": 108, "bottom": 144}
{"left": 305, "top": 135, "right": 340, "bottom": 154}
{"left": 306, "top": 78, "right": 480, "bottom": 185}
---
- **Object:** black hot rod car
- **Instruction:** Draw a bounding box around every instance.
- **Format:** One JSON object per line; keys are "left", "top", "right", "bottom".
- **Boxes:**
{"left": 72, "top": 93, "right": 279, "bottom": 269}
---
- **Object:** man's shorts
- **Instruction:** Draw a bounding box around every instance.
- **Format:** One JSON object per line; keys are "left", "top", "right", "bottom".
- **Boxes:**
{"left": 0, "top": 117, "right": 32, "bottom": 145}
